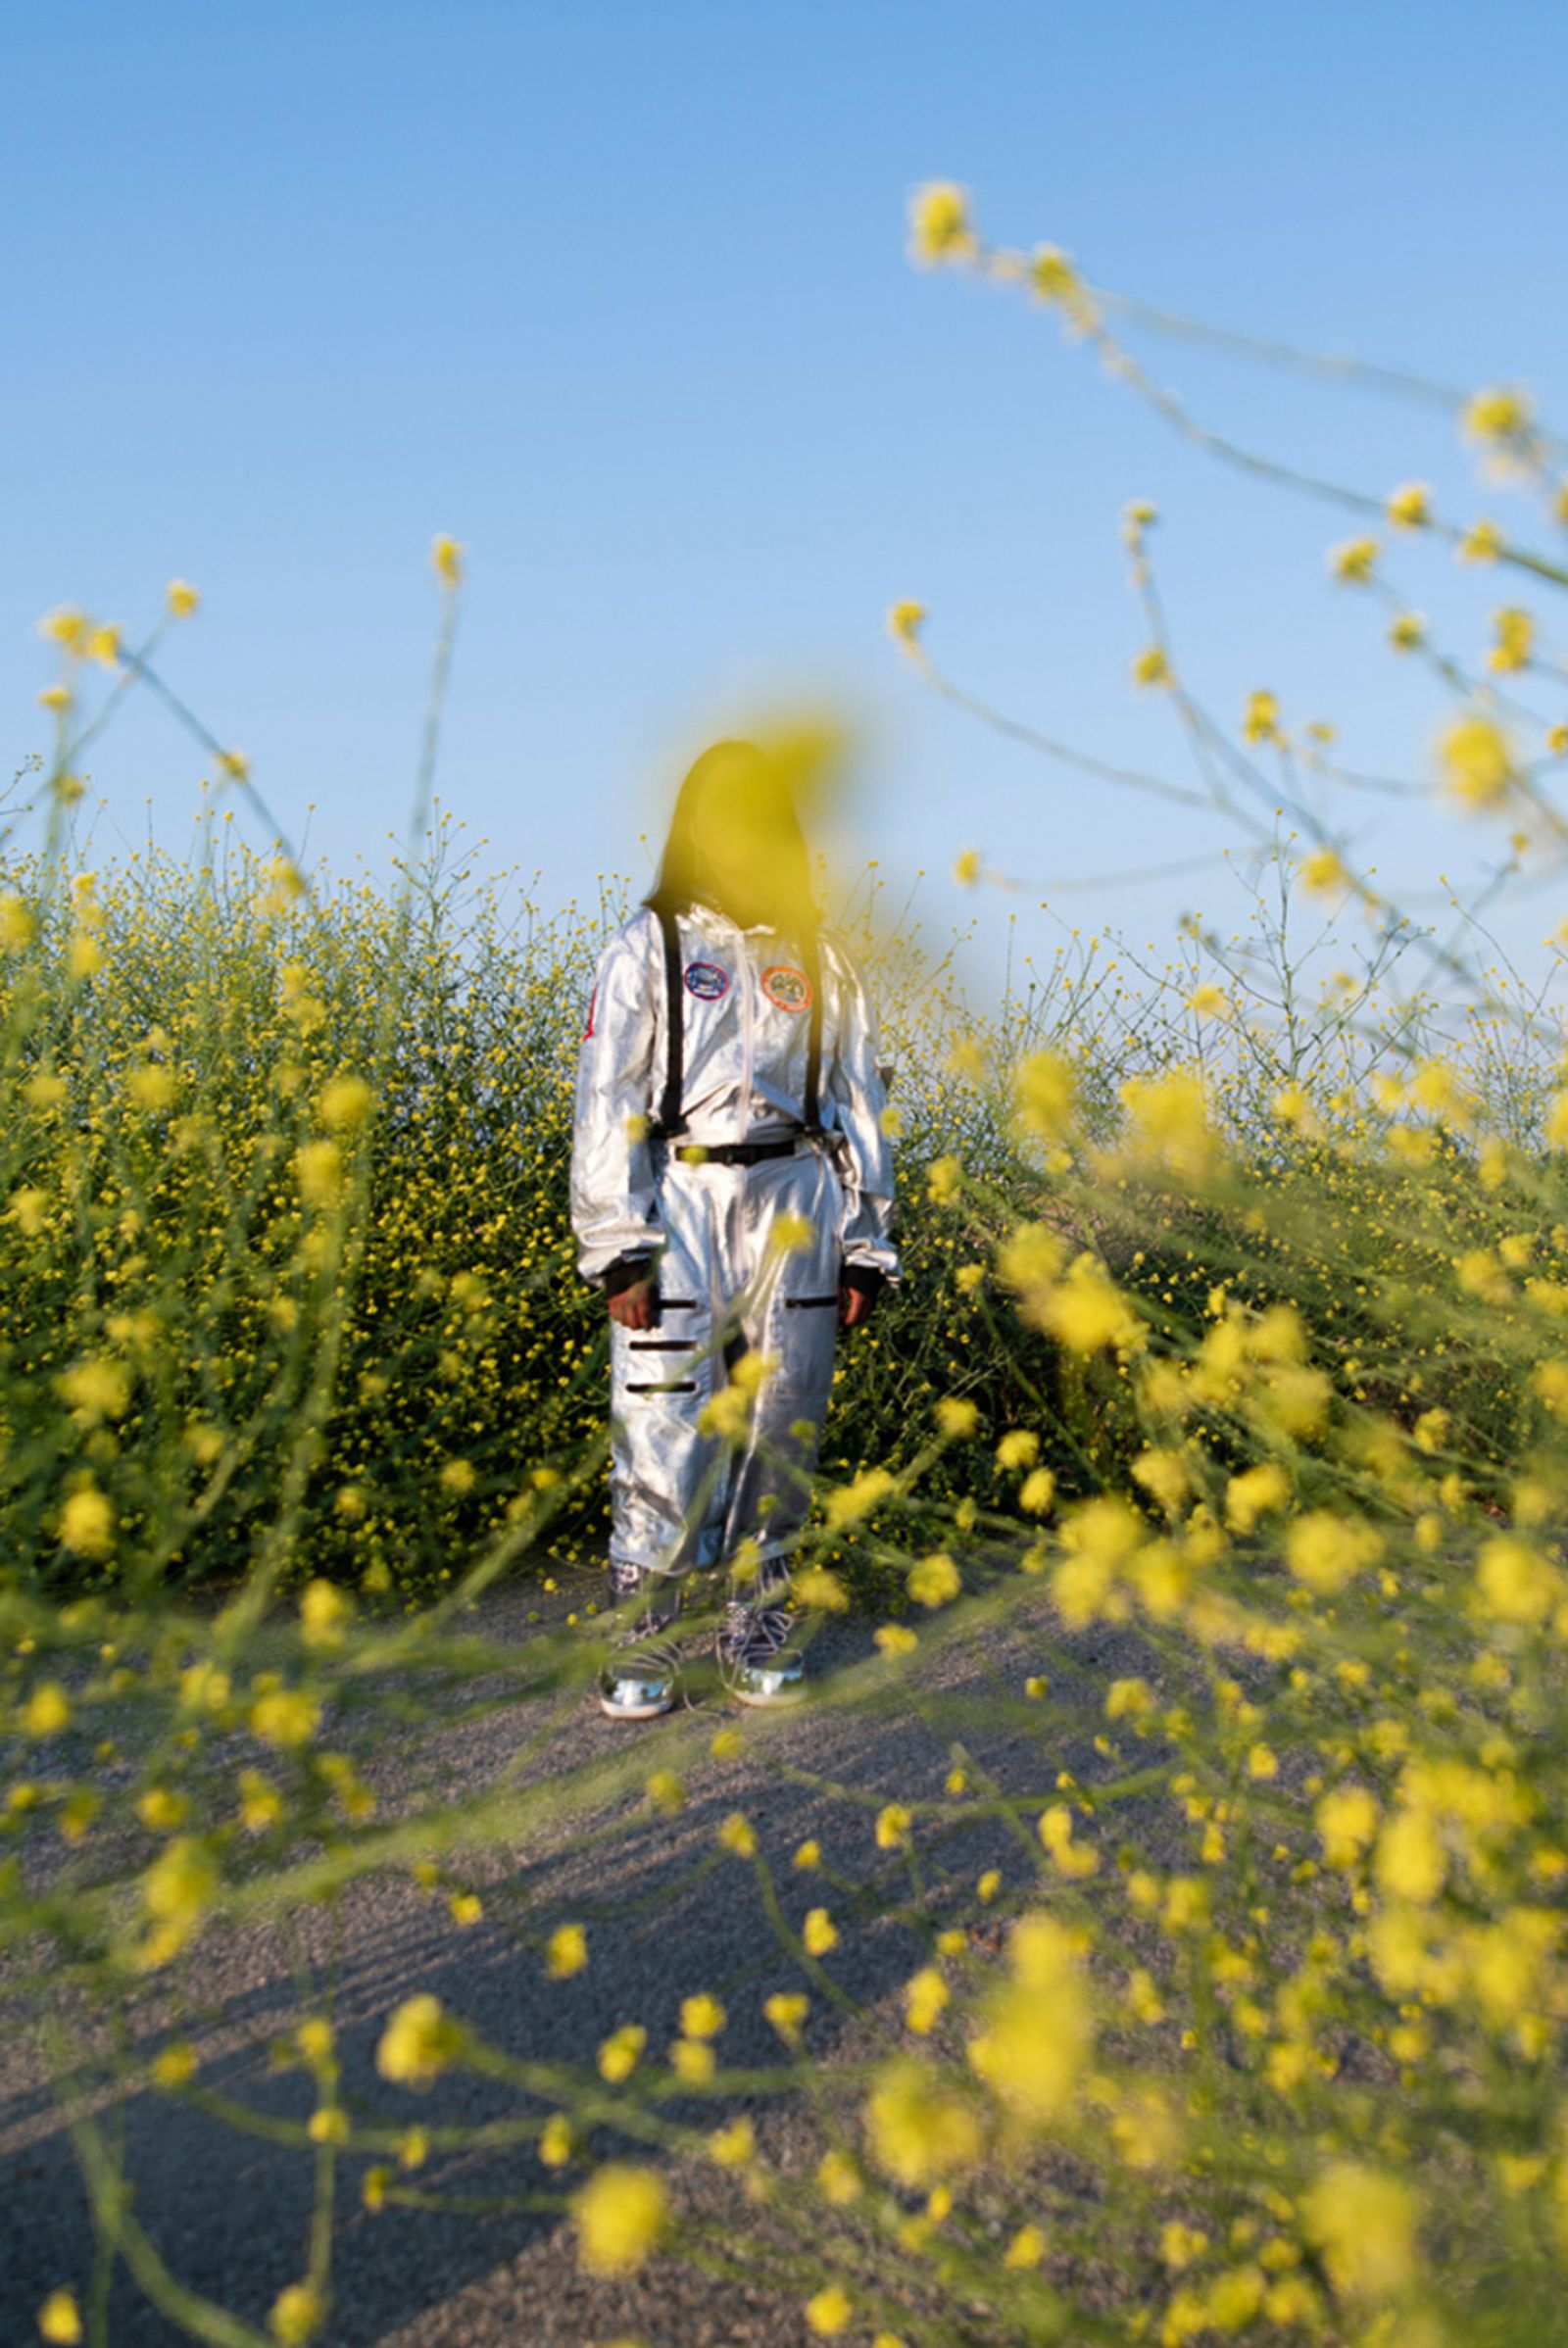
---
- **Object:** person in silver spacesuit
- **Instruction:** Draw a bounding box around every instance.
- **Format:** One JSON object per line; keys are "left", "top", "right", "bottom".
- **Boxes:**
{"left": 570, "top": 739, "right": 899, "bottom": 1717}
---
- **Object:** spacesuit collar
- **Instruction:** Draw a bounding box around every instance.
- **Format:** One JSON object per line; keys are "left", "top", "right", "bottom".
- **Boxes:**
{"left": 684, "top": 897, "right": 779, "bottom": 938}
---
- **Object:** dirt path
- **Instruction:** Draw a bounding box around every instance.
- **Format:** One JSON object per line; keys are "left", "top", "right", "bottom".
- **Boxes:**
{"left": 1, "top": 1582, "right": 1169, "bottom": 2346}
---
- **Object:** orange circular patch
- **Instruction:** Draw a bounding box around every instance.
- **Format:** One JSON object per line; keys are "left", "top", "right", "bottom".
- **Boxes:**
{"left": 760, "top": 963, "right": 812, "bottom": 1013}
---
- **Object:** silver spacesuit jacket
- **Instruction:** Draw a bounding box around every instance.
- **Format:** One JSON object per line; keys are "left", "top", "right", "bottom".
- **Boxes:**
{"left": 571, "top": 903, "right": 900, "bottom": 1579}
{"left": 569, "top": 904, "right": 900, "bottom": 1290}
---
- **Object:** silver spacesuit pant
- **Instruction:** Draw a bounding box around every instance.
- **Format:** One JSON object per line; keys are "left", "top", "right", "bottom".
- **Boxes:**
{"left": 609, "top": 1141, "right": 845, "bottom": 1582}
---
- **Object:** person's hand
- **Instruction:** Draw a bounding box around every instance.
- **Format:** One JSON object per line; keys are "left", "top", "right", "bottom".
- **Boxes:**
{"left": 609, "top": 1277, "right": 660, "bottom": 1332}
{"left": 838, "top": 1282, "right": 877, "bottom": 1330}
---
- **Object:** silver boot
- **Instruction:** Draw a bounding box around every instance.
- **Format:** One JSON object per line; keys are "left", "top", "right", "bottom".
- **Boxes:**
{"left": 599, "top": 1559, "right": 684, "bottom": 1721}
{"left": 715, "top": 1561, "right": 807, "bottom": 1707}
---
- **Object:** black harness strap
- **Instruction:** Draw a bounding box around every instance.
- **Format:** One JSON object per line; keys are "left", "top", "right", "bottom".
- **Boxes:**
{"left": 803, "top": 930, "right": 824, "bottom": 1136}
{"left": 654, "top": 905, "right": 686, "bottom": 1140}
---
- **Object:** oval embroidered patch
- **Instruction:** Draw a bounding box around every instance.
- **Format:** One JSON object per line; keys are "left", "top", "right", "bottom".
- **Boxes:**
{"left": 761, "top": 963, "right": 812, "bottom": 1013}
{"left": 683, "top": 960, "right": 729, "bottom": 1002}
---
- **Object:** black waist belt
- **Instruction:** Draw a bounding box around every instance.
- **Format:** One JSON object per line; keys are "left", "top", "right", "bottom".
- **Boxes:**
{"left": 676, "top": 1135, "right": 805, "bottom": 1167}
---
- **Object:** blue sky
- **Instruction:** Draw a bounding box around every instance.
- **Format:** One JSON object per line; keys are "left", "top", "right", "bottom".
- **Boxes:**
{"left": 6, "top": 0, "right": 1567, "bottom": 1002}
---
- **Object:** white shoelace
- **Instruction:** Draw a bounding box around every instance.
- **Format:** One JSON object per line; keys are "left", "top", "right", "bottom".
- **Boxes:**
{"left": 721, "top": 1599, "right": 794, "bottom": 1665}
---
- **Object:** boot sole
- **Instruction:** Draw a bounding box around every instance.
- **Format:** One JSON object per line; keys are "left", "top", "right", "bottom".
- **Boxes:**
{"left": 727, "top": 1683, "right": 808, "bottom": 1707}
{"left": 598, "top": 1694, "right": 679, "bottom": 1721}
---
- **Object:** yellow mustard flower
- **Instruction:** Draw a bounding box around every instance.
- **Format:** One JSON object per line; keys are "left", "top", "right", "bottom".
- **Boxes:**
{"left": 906, "top": 180, "right": 975, "bottom": 266}
{"left": 572, "top": 2163, "right": 669, "bottom": 2275}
